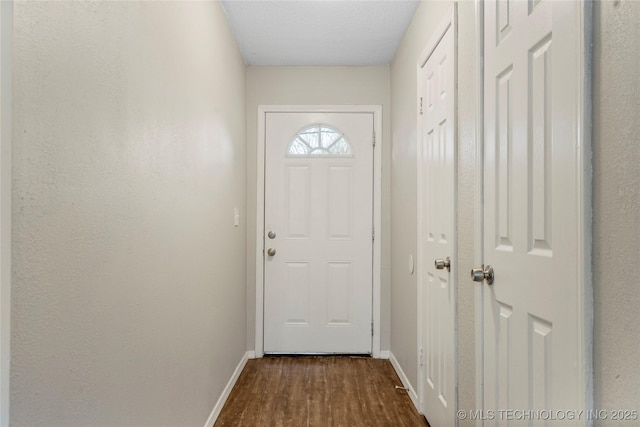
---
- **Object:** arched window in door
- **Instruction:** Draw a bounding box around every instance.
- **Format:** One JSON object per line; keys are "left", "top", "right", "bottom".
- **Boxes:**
{"left": 287, "top": 125, "right": 353, "bottom": 156}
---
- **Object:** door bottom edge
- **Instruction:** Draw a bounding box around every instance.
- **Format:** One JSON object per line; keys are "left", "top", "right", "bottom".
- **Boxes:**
{"left": 263, "top": 352, "right": 372, "bottom": 357}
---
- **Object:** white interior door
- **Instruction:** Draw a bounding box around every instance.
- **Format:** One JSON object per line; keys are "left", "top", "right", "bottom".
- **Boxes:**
{"left": 482, "top": 0, "right": 589, "bottom": 422}
{"left": 263, "top": 112, "right": 374, "bottom": 354}
{"left": 418, "top": 13, "right": 456, "bottom": 427}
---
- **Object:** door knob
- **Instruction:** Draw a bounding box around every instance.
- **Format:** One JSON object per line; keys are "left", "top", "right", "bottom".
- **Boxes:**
{"left": 470, "top": 265, "right": 494, "bottom": 285}
{"left": 267, "top": 231, "right": 276, "bottom": 239}
{"left": 434, "top": 257, "right": 451, "bottom": 272}
{"left": 267, "top": 248, "right": 276, "bottom": 257}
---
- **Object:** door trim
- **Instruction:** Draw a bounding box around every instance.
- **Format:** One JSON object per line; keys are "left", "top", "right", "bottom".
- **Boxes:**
{"left": 473, "top": 1, "right": 485, "bottom": 423}
{"left": 416, "top": 3, "right": 457, "bottom": 419}
{"left": 254, "top": 105, "right": 383, "bottom": 358}
{"left": 576, "top": 2, "right": 594, "bottom": 413}
{"left": 473, "top": 0, "right": 593, "bottom": 419}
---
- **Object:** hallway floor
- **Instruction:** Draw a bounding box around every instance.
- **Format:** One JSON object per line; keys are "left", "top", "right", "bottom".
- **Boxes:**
{"left": 214, "top": 356, "right": 428, "bottom": 426}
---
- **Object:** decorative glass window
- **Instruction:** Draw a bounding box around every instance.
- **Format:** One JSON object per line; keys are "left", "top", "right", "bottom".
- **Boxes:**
{"left": 287, "top": 125, "right": 353, "bottom": 157}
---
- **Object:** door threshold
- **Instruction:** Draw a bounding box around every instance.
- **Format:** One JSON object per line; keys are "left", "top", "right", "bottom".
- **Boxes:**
{"left": 264, "top": 353, "right": 372, "bottom": 358}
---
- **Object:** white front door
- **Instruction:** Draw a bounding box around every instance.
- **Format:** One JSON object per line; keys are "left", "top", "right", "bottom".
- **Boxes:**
{"left": 418, "top": 11, "right": 456, "bottom": 427}
{"left": 482, "top": 0, "right": 589, "bottom": 422}
{"left": 263, "top": 112, "right": 374, "bottom": 354}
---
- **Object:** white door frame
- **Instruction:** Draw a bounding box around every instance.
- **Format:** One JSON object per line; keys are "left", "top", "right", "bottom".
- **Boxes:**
{"left": 255, "top": 105, "right": 383, "bottom": 358}
{"left": 416, "top": 4, "right": 457, "bottom": 420}
{"left": 473, "top": 1, "right": 485, "bottom": 421}
{"left": 0, "top": 2, "right": 12, "bottom": 426}
{"left": 473, "top": 0, "right": 593, "bottom": 419}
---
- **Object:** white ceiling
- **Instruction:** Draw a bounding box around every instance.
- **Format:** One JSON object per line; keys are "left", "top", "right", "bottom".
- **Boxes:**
{"left": 220, "top": 1, "right": 420, "bottom": 66}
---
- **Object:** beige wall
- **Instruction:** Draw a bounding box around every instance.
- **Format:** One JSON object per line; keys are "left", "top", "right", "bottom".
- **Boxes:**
{"left": 0, "top": 2, "right": 11, "bottom": 426}
{"left": 245, "top": 66, "right": 392, "bottom": 352}
{"left": 11, "top": 2, "right": 247, "bottom": 426}
{"left": 592, "top": 0, "right": 640, "bottom": 419}
{"left": 390, "top": 0, "right": 477, "bottom": 422}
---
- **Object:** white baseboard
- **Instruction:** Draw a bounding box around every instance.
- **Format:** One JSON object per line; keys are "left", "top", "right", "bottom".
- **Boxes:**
{"left": 203, "top": 351, "right": 251, "bottom": 427}
{"left": 389, "top": 352, "right": 420, "bottom": 414}
{"left": 379, "top": 350, "right": 390, "bottom": 359}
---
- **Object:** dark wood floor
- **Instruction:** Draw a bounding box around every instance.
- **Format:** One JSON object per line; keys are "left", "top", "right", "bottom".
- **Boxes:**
{"left": 214, "top": 356, "right": 429, "bottom": 427}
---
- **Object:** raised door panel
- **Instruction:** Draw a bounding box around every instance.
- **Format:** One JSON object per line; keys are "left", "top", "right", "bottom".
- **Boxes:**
{"left": 528, "top": 36, "right": 553, "bottom": 255}
{"left": 327, "top": 166, "right": 353, "bottom": 240}
{"left": 326, "top": 262, "right": 353, "bottom": 326}
{"left": 283, "top": 262, "right": 310, "bottom": 325}
{"left": 285, "top": 165, "right": 311, "bottom": 239}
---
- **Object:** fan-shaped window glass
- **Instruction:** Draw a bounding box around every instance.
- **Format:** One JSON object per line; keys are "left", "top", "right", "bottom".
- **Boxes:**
{"left": 288, "top": 125, "right": 353, "bottom": 157}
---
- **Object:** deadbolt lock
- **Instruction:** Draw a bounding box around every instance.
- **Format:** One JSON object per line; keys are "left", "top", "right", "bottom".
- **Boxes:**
{"left": 471, "top": 265, "right": 494, "bottom": 285}
{"left": 267, "top": 231, "right": 276, "bottom": 239}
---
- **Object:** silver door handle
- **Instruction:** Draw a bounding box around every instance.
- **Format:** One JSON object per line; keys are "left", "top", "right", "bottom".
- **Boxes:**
{"left": 470, "top": 265, "right": 494, "bottom": 285}
{"left": 267, "top": 248, "right": 276, "bottom": 257}
{"left": 434, "top": 257, "right": 451, "bottom": 272}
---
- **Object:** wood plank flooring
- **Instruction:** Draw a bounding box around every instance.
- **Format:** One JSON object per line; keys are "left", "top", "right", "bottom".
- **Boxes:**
{"left": 214, "top": 356, "right": 429, "bottom": 427}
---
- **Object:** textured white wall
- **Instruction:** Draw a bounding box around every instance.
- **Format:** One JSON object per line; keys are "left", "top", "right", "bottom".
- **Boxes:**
{"left": 592, "top": 0, "right": 640, "bottom": 419}
{"left": 0, "top": 2, "right": 12, "bottom": 426}
{"left": 245, "top": 66, "right": 391, "bottom": 351}
{"left": 11, "top": 2, "right": 247, "bottom": 426}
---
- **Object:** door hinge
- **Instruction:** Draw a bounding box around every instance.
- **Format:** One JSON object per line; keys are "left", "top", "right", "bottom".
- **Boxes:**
{"left": 419, "top": 97, "right": 423, "bottom": 115}
{"left": 372, "top": 131, "right": 376, "bottom": 147}
{"left": 372, "top": 226, "right": 375, "bottom": 241}
{"left": 371, "top": 321, "right": 374, "bottom": 336}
